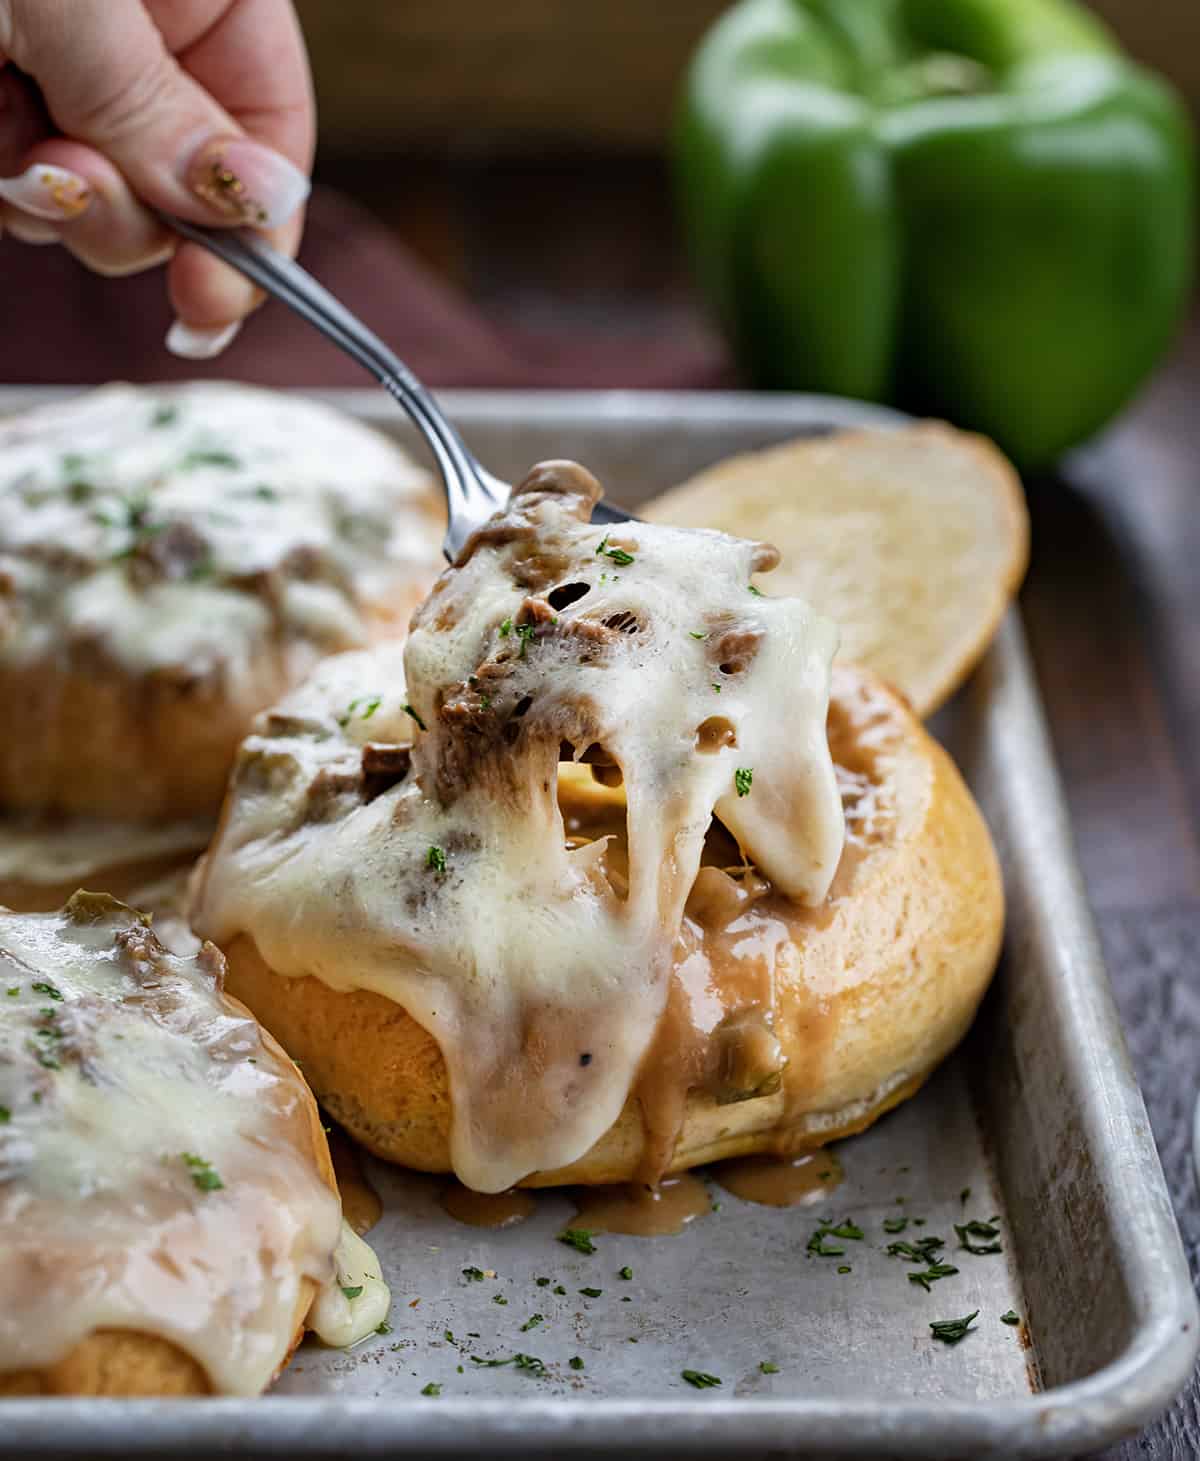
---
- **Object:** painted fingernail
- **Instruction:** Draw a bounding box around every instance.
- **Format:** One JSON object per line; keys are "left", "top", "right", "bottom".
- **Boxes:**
{"left": 185, "top": 136, "right": 310, "bottom": 230}
{"left": 0, "top": 164, "right": 91, "bottom": 221}
{"left": 165, "top": 319, "right": 242, "bottom": 360}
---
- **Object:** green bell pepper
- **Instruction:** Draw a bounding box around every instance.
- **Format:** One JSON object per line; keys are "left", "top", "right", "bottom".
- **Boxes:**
{"left": 673, "top": 0, "right": 1194, "bottom": 467}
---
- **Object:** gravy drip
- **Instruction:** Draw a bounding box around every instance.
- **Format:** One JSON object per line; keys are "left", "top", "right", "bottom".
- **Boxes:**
{"left": 194, "top": 461, "right": 844, "bottom": 1193}
{"left": 712, "top": 1149, "right": 843, "bottom": 1207}
{"left": 569, "top": 1173, "right": 711, "bottom": 1236}
{"left": 440, "top": 1183, "right": 537, "bottom": 1229}
{"left": 0, "top": 894, "right": 384, "bottom": 1394}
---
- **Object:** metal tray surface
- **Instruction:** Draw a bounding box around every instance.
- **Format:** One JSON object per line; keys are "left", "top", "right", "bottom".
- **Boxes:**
{"left": 0, "top": 389, "right": 1194, "bottom": 1460}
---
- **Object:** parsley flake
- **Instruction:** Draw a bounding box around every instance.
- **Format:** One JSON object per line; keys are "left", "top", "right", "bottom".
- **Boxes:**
{"left": 579, "top": 1287, "right": 602, "bottom": 1299}
{"left": 681, "top": 1370, "right": 722, "bottom": 1389}
{"left": 403, "top": 702, "right": 427, "bottom": 732}
{"left": 690, "top": 631, "right": 706, "bottom": 640}
{"left": 558, "top": 1228, "right": 596, "bottom": 1254}
{"left": 824, "top": 1220, "right": 863, "bottom": 1240}
{"left": 180, "top": 1153, "right": 224, "bottom": 1192}
{"left": 883, "top": 1217, "right": 909, "bottom": 1234}
{"left": 908, "top": 1262, "right": 960, "bottom": 1292}
{"left": 807, "top": 1230, "right": 845, "bottom": 1258}
{"left": 150, "top": 405, "right": 179, "bottom": 428}
{"left": 499, "top": 618, "right": 513, "bottom": 637}
{"left": 535, "top": 1277, "right": 550, "bottom": 1287}
{"left": 0, "top": 1105, "right": 10, "bottom": 1123}
{"left": 462, "top": 1267, "right": 485, "bottom": 1282}
{"left": 748, "top": 584, "right": 763, "bottom": 596}
{"left": 930, "top": 1311, "right": 979, "bottom": 1345}
{"left": 31, "top": 982, "right": 62, "bottom": 1001}
{"left": 181, "top": 448, "right": 240, "bottom": 471}
{"left": 492, "top": 1294, "right": 508, "bottom": 1306}
{"left": 618, "top": 1266, "right": 633, "bottom": 1280}
{"left": 596, "top": 535, "right": 635, "bottom": 566}
{"left": 955, "top": 1219, "right": 1003, "bottom": 1255}
{"left": 340, "top": 1285, "right": 364, "bottom": 1300}
{"left": 426, "top": 845, "right": 447, "bottom": 875}
{"left": 520, "top": 1314, "right": 544, "bottom": 1332}
{"left": 760, "top": 1361, "right": 780, "bottom": 1374}
{"left": 569, "top": 1355, "right": 584, "bottom": 1371}
{"left": 420, "top": 1382, "right": 442, "bottom": 1397}
{"left": 376, "top": 1321, "right": 392, "bottom": 1335}
{"left": 1001, "top": 1310, "right": 1020, "bottom": 1326}
{"left": 515, "top": 623, "right": 537, "bottom": 658}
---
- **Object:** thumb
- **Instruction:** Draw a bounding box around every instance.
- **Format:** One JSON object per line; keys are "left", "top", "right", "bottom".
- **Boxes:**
{"left": 5, "top": 0, "right": 309, "bottom": 230}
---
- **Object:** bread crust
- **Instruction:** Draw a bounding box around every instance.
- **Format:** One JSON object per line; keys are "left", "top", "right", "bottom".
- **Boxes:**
{"left": 220, "top": 667, "right": 1003, "bottom": 1187}
{"left": 0, "top": 975, "right": 336, "bottom": 1397}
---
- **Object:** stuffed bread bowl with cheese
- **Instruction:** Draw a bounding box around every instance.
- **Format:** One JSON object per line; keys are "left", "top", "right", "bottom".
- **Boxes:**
{"left": 0, "top": 892, "right": 388, "bottom": 1397}
{"left": 0, "top": 383, "right": 441, "bottom": 912}
{"left": 190, "top": 456, "right": 1007, "bottom": 1196}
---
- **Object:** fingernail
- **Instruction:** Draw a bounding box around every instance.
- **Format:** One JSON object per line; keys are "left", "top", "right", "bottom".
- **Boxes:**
{"left": 0, "top": 164, "right": 91, "bottom": 221}
{"left": 185, "top": 136, "right": 310, "bottom": 230}
{"left": 165, "top": 319, "right": 242, "bottom": 360}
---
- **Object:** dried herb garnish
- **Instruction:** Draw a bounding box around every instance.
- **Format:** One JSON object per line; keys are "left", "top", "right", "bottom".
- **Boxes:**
{"left": 883, "top": 1217, "right": 909, "bottom": 1234}
{"left": 930, "top": 1311, "right": 979, "bottom": 1344}
{"left": 558, "top": 1228, "right": 597, "bottom": 1254}
{"left": 376, "top": 1321, "right": 392, "bottom": 1335}
{"left": 807, "top": 1229, "right": 845, "bottom": 1258}
{"left": 734, "top": 767, "right": 754, "bottom": 797}
{"left": 462, "top": 1266, "right": 485, "bottom": 1282}
{"left": 596, "top": 535, "right": 635, "bottom": 566}
{"left": 886, "top": 1236, "right": 945, "bottom": 1261}
{"left": 618, "top": 1266, "right": 633, "bottom": 1280}
{"left": 403, "top": 702, "right": 427, "bottom": 731}
{"left": 181, "top": 448, "right": 240, "bottom": 470}
{"left": 681, "top": 1370, "right": 722, "bottom": 1389}
{"left": 420, "top": 1382, "right": 441, "bottom": 1396}
{"left": 426, "top": 846, "right": 447, "bottom": 875}
{"left": 491, "top": 1294, "right": 508, "bottom": 1306}
{"left": 759, "top": 1361, "right": 779, "bottom": 1374}
{"left": 180, "top": 1153, "right": 224, "bottom": 1192}
{"left": 515, "top": 623, "right": 537, "bottom": 658}
{"left": 31, "top": 981, "right": 62, "bottom": 1001}
{"left": 955, "top": 1219, "right": 1003, "bottom": 1255}
{"left": 535, "top": 1277, "right": 550, "bottom": 1287}
{"left": 0, "top": 1105, "right": 10, "bottom": 1124}
{"left": 908, "top": 1262, "right": 960, "bottom": 1292}
{"left": 520, "top": 1314, "right": 544, "bottom": 1332}
{"left": 824, "top": 1220, "right": 864, "bottom": 1240}
{"left": 469, "top": 1353, "right": 545, "bottom": 1375}
{"left": 569, "top": 1356, "right": 585, "bottom": 1371}
{"left": 579, "top": 1287, "right": 602, "bottom": 1299}
{"left": 341, "top": 1285, "right": 364, "bottom": 1300}
{"left": 1001, "top": 1310, "right": 1020, "bottom": 1326}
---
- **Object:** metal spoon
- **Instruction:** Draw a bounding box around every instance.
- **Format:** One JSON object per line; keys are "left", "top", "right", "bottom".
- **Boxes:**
{"left": 159, "top": 214, "right": 631, "bottom": 561}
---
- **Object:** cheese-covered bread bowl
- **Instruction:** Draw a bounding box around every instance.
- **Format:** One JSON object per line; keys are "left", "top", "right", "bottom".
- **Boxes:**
{"left": 0, "top": 892, "right": 388, "bottom": 1396}
{"left": 191, "top": 461, "right": 1004, "bottom": 1194}
{"left": 0, "top": 382, "right": 441, "bottom": 909}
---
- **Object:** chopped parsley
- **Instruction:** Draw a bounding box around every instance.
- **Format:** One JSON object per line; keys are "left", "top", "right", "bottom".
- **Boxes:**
{"left": 337, "top": 694, "right": 382, "bottom": 727}
{"left": 734, "top": 767, "right": 754, "bottom": 797}
{"left": 499, "top": 618, "right": 513, "bottom": 637}
{"left": 150, "top": 404, "right": 179, "bottom": 428}
{"left": 690, "top": 631, "right": 706, "bottom": 640}
{"left": 180, "top": 1153, "right": 224, "bottom": 1192}
{"left": 824, "top": 1220, "right": 864, "bottom": 1240}
{"left": 618, "top": 1266, "right": 633, "bottom": 1280}
{"left": 883, "top": 1217, "right": 909, "bottom": 1234}
{"left": 807, "top": 1229, "right": 845, "bottom": 1258}
{"left": 748, "top": 584, "right": 763, "bottom": 596}
{"left": 579, "top": 1288, "right": 603, "bottom": 1299}
{"left": 462, "top": 1266, "right": 485, "bottom": 1282}
{"left": 403, "top": 702, "right": 427, "bottom": 732}
{"left": 444, "top": 1328, "right": 456, "bottom": 1344}
{"left": 426, "top": 845, "right": 448, "bottom": 875}
{"left": 376, "top": 1321, "right": 392, "bottom": 1335}
{"left": 1001, "top": 1310, "right": 1020, "bottom": 1326}
{"left": 340, "top": 1285, "right": 364, "bottom": 1301}
{"left": 6, "top": 987, "right": 18, "bottom": 997}
{"left": 553, "top": 1285, "right": 567, "bottom": 1296}
{"left": 515, "top": 623, "right": 537, "bottom": 658}
{"left": 181, "top": 448, "right": 240, "bottom": 471}
{"left": 535, "top": 1276, "right": 550, "bottom": 1287}
{"left": 31, "top": 982, "right": 62, "bottom": 1001}
{"left": 470, "top": 1353, "right": 545, "bottom": 1375}
{"left": 955, "top": 1219, "right": 1003, "bottom": 1255}
{"left": 491, "top": 1294, "right": 508, "bottom": 1306}
{"left": 569, "top": 1355, "right": 584, "bottom": 1371}
{"left": 681, "top": 1370, "right": 722, "bottom": 1389}
{"left": 420, "top": 1382, "right": 442, "bottom": 1397}
{"left": 711, "top": 683, "right": 722, "bottom": 693}
{"left": 930, "top": 1311, "right": 979, "bottom": 1345}
{"left": 960, "top": 1187, "right": 971, "bottom": 1204}
{"left": 837, "top": 1265, "right": 852, "bottom": 1274}
{"left": 558, "top": 1228, "right": 597, "bottom": 1254}
{"left": 0, "top": 1105, "right": 10, "bottom": 1124}
{"left": 908, "top": 1262, "right": 960, "bottom": 1292}
{"left": 886, "top": 1236, "right": 945, "bottom": 1262}
{"left": 519, "top": 1314, "right": 544, "bottom": 1331}
{"left": 759, "top": 1361, "right": 780, "bottom": 1374}
{"left": 596, "top": 535, "right": 635, "bottom": 566}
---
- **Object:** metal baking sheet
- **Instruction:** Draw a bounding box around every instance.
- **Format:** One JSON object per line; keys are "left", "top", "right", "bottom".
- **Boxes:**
{"left": 1, "top": 388, "right": 1195, "bottom": 1459}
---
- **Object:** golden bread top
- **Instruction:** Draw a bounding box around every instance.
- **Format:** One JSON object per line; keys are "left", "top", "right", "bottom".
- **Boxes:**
{"left": 193, "top": 462, "right": 844, "bottom": 1192}
{"left": 0, "top": 893, "right": 387, "bottom": 1394}
{"left": 0, "top": 382, "right": 441, "bottom": 682}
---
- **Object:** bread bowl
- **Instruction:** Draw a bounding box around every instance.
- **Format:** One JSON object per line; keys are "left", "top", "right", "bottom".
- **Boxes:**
{"left": 0, "top": 892, "right": 389, "bottom": 1396}
{"left": 191, "top": 459, "right": 1005, "bottom": 1194}
{"left": 0, "top": 382, "right": 441, "bottom": 910}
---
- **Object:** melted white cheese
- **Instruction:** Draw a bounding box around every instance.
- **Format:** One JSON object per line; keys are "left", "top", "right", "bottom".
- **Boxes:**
{"left": 0, "top": 894, "right": 388, "bottom": 1394}
{"left": 0, "top": 815, "right": 211, "bottom": 883}
{"left": 194, "top": 465, "right": 843, "bottom": 1192}
{"left": 0, "top": 382, "right": 441, "bottom": 682}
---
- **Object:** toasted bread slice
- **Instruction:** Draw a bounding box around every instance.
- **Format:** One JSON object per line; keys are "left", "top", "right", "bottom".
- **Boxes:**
{"left": 643, "top": 424, "right": 1028, "bottom": 717}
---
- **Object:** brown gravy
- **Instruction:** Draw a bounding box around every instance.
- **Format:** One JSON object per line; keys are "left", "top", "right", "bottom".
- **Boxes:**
{"left": 569, "top": 1173, "right": 711, "bottom": 1236}
{"left": 439, "top": 1182, "right": 537, "bottom": 1229}
{"left": 327, "top": 1128, "right": 383, "bottom": 1236}
{"left": 712, "top": 1149, "right": 842, "bottom": 1207}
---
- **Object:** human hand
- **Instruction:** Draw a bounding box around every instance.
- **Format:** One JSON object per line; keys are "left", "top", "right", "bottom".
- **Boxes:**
{"left": 0, "top": 0, "right": 314, "bottom": 358}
